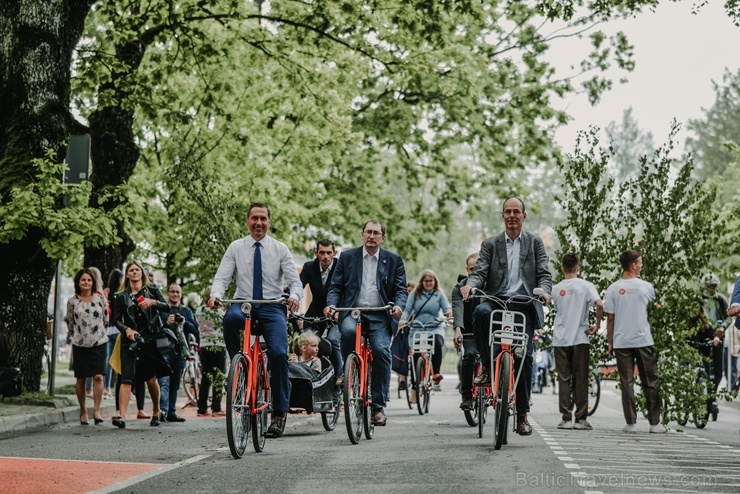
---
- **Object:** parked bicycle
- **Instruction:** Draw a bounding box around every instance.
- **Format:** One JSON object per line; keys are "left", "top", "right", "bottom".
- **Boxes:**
{"left": 181, "top": 333, "right": 202, "bottom": 408}
{"left": 471, "top": 288, "right": 544, "bottom": 450}
{"left": 220, "top": 297, "right": 286, "bottom": 458}
{"left": 328, "top": 304, "right": 392, "bottom": 445}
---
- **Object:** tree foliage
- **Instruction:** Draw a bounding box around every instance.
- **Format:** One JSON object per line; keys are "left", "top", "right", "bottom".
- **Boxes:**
{"left": 555, "top": 123, "right": 727, "bottom": 424}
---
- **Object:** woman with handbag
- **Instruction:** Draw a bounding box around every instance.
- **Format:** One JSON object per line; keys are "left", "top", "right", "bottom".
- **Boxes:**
{"left": 399, "top": 270, "right": 452, "bottom": 398}
{"left": 112, "top": 260, "right": 172, "bottom": 428}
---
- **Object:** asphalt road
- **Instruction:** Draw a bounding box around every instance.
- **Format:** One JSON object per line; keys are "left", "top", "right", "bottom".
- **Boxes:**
{"left": 1, "top": 374, "right": 739, "bottom": 494}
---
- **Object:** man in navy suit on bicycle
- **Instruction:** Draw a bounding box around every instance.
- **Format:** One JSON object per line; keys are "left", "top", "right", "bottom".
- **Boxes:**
{"left": 300, "top": 239, "right": 342, "bottom": 381}
{"left": 460, "top": 197, "right": 552, "bottom": 436}
{"left": 324, "top": 220, "right": 407, "bottom": 426}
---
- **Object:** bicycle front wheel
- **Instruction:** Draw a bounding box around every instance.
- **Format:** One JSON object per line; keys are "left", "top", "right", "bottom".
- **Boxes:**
{"left": 494, "top": 352, "right": 510, "bottom": 450}
{"left": 343, "top": 353, "right": 363, "bottom": 444}
{"left": 415, "top": 357, "right": 427, "bottom": 416}
{"left": 362, "top": 362, "right": 374, "bottom": 440}
{"left": 226, "top": 353, "right": 250, "bottom": 459}
{"left": 252, "top": 358, "right": 268, "bottom": 452}
{"left": 404, "top": 363, "right": 413, "bottom": 410}
{"left": 587, "top": 371, "right": 601, "bottom": 416}
{"left": 465, "top": 386, "right": 479, "bottom": 427}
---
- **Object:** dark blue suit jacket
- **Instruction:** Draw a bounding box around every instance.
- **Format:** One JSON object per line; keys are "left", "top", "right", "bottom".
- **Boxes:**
{"left": 326, "top": 246, "right": 407, "bottom": 334}
{"left": 732, "top": 276, "right": 740, "bottom": 329}
{"left": 300, "top": 258, "right": 336, "bottom": 318}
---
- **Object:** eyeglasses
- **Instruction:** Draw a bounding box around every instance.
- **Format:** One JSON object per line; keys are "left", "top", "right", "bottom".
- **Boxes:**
{"left": 363, "top": 230, "right": 383, "bottom": 237}
{"left": 503, "top": 209, "right": 523, "bottom": 216}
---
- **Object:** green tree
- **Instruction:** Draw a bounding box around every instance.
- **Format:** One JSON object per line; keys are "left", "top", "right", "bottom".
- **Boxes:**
{"left": 605, "top": 107, "right": 654, "bottom": 183}
{"left": 555, "top": 123, "right": 723, "bottom": 424}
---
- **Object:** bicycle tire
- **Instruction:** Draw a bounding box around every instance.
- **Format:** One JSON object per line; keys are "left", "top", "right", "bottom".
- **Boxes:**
{"left": 693, "top": 372, "right": 710, "bottom": 429}
{"left": 363, "top": 362, "right": 374, "bottom": 440}
{"left": 494, "top": 352, "right": 510, "bottom": 450}
{"left": 477, "top": 386, "right": 487, "bottom": 438}
{"left": 404, "top": 363, "right": 413, "bottom": 410}
{"left": 182, "top": 360, "right": 200, "bottom": 406}
{"left": 587, "top": 371, "right": 601, "bottom": 416}
{"left": 226, "top": 353, "right": 250, "bottom": 459}
{"left": 252, "top": 358, "right": 268, "bottom": 452}
{"left": 343, "top": 353, "right": 363, "bottom": 444}
{"left": 415, "top": 357, "right": 426, "bottom": 416}
{"left": 464, "top": 386, "right": 479, "bottom": 427}
{"left": 321, "top": 391, "right": 341, "bottom": 431}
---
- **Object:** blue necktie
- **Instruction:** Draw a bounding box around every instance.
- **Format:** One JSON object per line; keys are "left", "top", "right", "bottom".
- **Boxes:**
{"left": 253, "top": 242, "right": 263, "bottom": 300}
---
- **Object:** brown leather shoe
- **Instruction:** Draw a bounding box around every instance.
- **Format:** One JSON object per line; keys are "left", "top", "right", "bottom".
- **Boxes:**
{"left": 516, "top": 413, "right": 532, "bottom": 436}
{"left": 472, "top": 369, "right": 490, "bottom": 386}
{"left": 372, "top": 408, "right": 387, "bottom": 426}
{"left": 266, "top": 414, "right": 286, "bottom": 438}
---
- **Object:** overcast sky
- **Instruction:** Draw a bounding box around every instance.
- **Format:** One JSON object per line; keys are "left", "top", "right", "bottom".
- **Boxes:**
{"left": 552, "top": 1, "right": 740, "bottom": 152}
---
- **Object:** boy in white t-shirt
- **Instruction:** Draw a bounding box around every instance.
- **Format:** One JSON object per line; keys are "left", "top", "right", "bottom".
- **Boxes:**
{"left": 604, "top": 249, "right": 665, "bottom": 433}
{"left": 551, "top": 253, "right": 603, "bottom": 430}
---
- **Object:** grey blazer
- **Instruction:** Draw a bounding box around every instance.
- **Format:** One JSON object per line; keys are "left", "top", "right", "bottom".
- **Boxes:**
{"left": 465, "top": 231, "right": 552, "bottom": 328}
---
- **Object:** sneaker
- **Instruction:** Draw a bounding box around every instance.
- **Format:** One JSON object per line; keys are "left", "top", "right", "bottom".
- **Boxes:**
{"left": 460, "top": 399, "right": 474, "bottom": 411}
{"left": 557, "top": 420, "right": 573, "bottom": 429}
{"left": 573, "top": 419, "right": 592, "bottom": 430}
{"left": 622, "top": 423, "right": 637, "bottom": 433}
{"left": 649, "top": 424, "right": 667, "bottom": 434}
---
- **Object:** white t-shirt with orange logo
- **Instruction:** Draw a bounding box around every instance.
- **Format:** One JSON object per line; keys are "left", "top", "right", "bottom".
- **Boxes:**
{"left": 604, "top": 277, "right": 655, "bottom": 349}
{"left": 551, "top": 278, "right": 601, "bottom": 347}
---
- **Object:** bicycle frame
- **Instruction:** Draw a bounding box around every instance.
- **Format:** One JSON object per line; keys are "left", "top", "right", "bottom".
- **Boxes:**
{"left": 239, "top": 307, "right": 270, "bottom": 417}
{"left": 489, "top": 308, "right": 529, "bottom": 411}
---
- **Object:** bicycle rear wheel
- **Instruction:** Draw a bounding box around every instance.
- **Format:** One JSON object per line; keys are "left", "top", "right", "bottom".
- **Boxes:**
{"left": 587, "top": 371, "right": 601, "bottom": 416}
{"left": 226, "top": 353, "right": 250, "bottom": 459}
{"left": 464, "top": 386, "right": 479, "bottom": 427}
{"left": 494, "top": 352, "right": 510, "bottom": 450}
{"left": 182, "top": 359, "right": 201, "bottom": 406}
{"left": 363, "top": 363, "right": 374, "bottom": 440}
{"left": 343, "top": 353, "right": 363, "bottom": 444}
{"left": 252, "top": 358, "right": 268, "bottom": 452}
{"left": 477, "top": 386, "right": 487, "bottom": 438}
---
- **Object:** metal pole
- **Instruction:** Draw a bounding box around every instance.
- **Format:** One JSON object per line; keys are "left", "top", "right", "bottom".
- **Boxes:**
{"left": 50, "top": 260, "right": 62, "bottom": 396}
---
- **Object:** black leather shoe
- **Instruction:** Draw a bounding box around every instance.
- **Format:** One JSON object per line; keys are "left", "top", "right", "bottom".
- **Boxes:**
{"left": 150, "top": 416, "right": 160, "bottom": 427}
{"left": 166, "top": 414, "right": 186, "bottom": 423}
{"left": 112, "top": 416, "right": 125, "bottom": 429}
{"left": 158, "top": 411, "right": 167, "bottom": 423}
{"left": 266, "top": 415, "right": 286, "bottom": 438}
{"left": 516, "top": 413, "right": 532, "bottom": 436}
{"left": 460, "top": 399, "right": 474, "bottom": 411}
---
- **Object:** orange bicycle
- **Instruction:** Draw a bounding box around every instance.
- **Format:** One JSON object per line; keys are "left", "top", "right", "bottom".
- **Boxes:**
{"left": 220, "top": 298, "right": 286, "bottom": 458}
{"left": 400, "top": 319, "right": 444, "bottom": 415}
{"left": 472, "top": 288, "right": 544, "bottom": 450}
{"left": 330, "top": 304, "right": 392, "bottom": 444}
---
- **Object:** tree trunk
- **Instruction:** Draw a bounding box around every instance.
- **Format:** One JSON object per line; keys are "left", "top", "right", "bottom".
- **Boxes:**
{"left": 84, "top": 39, "right": 145, "bottom": 277}
{"left": 0, "top": 0, "right": 94, "bottom": 390}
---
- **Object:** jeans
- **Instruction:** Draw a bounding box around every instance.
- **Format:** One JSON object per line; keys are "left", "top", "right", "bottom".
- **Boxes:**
{"left": 723, "top": 347, "right": 739, "bottom": 391}
{"left": 339, "top": 312, "right": 392, "bottom": 410}
{"left": 459, "top": 335, "right": 479, "bottom": 401}
{"left": 158, "top": 351, "right": 185, "bottom": 416}
{"left": 223, "top": 303, "right": 290, "bottom": 412}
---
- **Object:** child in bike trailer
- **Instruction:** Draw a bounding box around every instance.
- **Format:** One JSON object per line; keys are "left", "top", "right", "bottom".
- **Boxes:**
{"left": 551, "top": 253, "right": 603, "bottom": 431}
{"left": 290, "top": 332, "right": 322, "bottom": 373}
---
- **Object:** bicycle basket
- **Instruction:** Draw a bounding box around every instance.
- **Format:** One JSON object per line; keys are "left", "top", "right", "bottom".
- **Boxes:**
{"left": 489, "top": 310, "right": 527, "bottom": 347}
{"left": 410, "top": 331, "right": 435, "bottom": 355}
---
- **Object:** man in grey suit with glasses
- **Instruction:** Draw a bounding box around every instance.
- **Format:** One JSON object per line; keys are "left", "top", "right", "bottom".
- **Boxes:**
{"left": 460, "top": 197, "right": 552, "bottom": 436}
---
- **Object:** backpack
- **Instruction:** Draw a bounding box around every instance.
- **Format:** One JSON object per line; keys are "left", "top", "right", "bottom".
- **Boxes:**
{"left": 0, "top": 367, "right": 22, "bottom": 397}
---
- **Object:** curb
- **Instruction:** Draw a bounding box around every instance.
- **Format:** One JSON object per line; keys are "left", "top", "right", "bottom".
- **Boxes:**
{"left": 0, "top": 400, "right": 138, "bottom": 434}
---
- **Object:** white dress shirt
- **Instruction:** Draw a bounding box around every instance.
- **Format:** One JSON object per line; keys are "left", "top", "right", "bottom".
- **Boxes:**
{"left": 358, "top": 248, "right": 382, "bottom": 307}
{"left": 210, "top": 234, "right": 302, "bottom": 301}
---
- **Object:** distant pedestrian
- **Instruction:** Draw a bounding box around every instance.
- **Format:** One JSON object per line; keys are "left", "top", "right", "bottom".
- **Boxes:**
{"left": 604, "top": 249, "right": 665, "bottom": 434}
{"left": 550, "top": 253, "right": 603, "bottom": 431}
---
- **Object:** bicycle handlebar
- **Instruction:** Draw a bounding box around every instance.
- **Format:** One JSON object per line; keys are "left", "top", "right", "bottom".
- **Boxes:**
{"left": 399, "top": 318, "right": 448, "bottom": 331}
{"left": 329, "top": 304, "right": 393, "bottom": 312}
{"left": 290, "top": 313, "right": 334, "bottom": 324}
{"left": 470, "top": 287, "right": 544, "bottom": 307}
